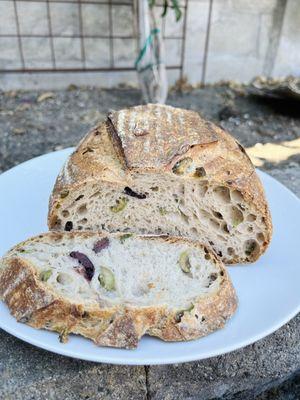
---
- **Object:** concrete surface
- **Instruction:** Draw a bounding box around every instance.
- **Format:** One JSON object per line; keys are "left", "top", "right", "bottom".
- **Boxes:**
{"left": 1, "top": 1, "right": 300, "bottom": 89}
{"left": 0, "top": 86, "right": 299, "bottom": 399}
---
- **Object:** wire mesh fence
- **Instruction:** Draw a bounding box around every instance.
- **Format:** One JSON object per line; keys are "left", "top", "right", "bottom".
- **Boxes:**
{"left": 1, "top": 1, "right": 296, "bottom": 87}
{"left": 0, "top": 0, "right": 203, "bottom": 80}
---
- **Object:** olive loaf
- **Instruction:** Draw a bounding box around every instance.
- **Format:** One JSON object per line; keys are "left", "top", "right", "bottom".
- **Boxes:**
{"left": 48, "top": 104, "right": 272, "bottom": 264}
{"left": 0, "top": 231, "right": 237, "bottom": 348}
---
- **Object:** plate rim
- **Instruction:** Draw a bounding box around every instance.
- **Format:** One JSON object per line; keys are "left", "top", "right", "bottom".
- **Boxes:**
{"left": 0, "top": 148, "right": 299, "bottom": 365}
{"left": 0, "top": 300, "right": 299, "bottom": 365}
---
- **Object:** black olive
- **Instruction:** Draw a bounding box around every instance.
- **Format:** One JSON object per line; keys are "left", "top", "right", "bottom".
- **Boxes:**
{"left": 70, "top": 251, "right": 95, "bottom": 281}
{"left": 93, "top": 237, "right": 110, "bottom": 253}
{"left": 124, "top": 186, "right": 147, "bottom": 199}
{"left": 64, "top": 221, "right": 73, "bottom": 231}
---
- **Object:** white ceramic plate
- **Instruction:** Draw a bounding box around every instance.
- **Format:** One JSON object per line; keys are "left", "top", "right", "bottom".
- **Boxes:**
{"left": 0, "top": 149, "right": 299, "bottom": 365}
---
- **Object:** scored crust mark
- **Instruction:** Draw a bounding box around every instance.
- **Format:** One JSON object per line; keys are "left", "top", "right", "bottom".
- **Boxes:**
{"left": 234, "top": 139, "right": 253, "bottom": 165}
{"left": 107, "top": 104, "right": 218, "bottom": 169}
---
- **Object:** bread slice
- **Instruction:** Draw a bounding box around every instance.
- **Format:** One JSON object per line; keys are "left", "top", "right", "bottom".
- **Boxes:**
{"left": 48, "top": 104, "right": 272, "bottom": 264}
{"left": 0, "top": 231, "right": 236, "bottom": 349}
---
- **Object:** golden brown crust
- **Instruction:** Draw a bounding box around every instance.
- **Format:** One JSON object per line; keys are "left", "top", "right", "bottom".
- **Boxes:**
{"left": 48, "top": 104, "right": 272, "bottom": 263}
{"left": 0, "top": 231, "right": 237, "bottom": 349}
{"left": 107, "top": 104, "right": 218, "bottom": 169}
{"left": 0, "top": 258, "right": 56, "bottom": 321}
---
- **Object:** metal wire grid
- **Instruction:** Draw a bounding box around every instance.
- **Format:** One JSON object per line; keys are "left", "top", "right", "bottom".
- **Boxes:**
{"left": 0, "top": 0, "right": 213, "bottom": 82}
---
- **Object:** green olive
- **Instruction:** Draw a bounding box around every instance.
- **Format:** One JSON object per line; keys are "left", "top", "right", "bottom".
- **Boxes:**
{"left": 178, "top": 251, "right": 191, "bottom": 274}
{"left": 98, "top": 267, "right": 116, "bottom": 291}
{"left": 40, "top": 269, "right": 52, "bottom": 282}
{"left": 159, "top": 207, "right": 167, "bottom": 215}
{"left": 110, "top": 197, "right": 128, "bottom": 213}
{"left": 119, "top": 233, "right": 133, "bottom": 243}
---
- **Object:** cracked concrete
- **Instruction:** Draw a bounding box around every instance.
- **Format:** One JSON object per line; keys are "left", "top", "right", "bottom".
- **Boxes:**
{"left": 0, "top": 86, "right": 299, "bottom": 399}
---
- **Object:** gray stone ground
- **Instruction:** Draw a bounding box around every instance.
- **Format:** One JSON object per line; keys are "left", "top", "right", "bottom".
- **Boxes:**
{"left": 0, "top": 86, "right": 299, "bottom": 399}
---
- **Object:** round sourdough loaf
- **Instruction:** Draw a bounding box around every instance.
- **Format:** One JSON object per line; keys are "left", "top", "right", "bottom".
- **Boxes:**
{"left": 48, "top": 104, "right": 272, "bottom": 264}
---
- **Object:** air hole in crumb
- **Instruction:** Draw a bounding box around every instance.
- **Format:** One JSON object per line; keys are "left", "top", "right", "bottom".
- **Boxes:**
{"left": 205, "top": 253, "right": 211, "bottom": 260}
{"left": 212, "top": 211, "right": 223, "bottom": 219}
{"left": 230, "top": 206, "right": 244, "bottom": 226}
{"left": 244, "top": 239, "right": 259, "bottom": 257}
{"left": 77, "top": 204, "right": 87, "bottom": 215}
{"left": 231, "top": 190, "right": 243, "bottom": 202}
{"left": 75, "top": 194, "right": 84, "bottom": 201}
{"left": 257, "top": 232, "right": 265, "bottom": 242}
{"left": 247, "top": 214, "right": 256, "bottom": 222}
{"left": 62, "top": 210, "right": 69, "bottom": 218}
{"left": 194, "top": 167, "right": 206, "bottom": 177}
{"left": 247, "top": 226, "right": 253, "bottom": 232}
{"left": 227, "top": 247, "right": 234, "bottom": 255}
{"left": 78, "top": 218, "right": 87, "bottom": 224}
{"left": 209, "top": 219, "right": 220, "bottom": 229}
{"left": 213, "top": 186, "right": 231, "bottom": 203}
{"left": 222, "top": 223, "right": 230, "bottom": 233}
{"left": 210, "top": 273, "right": 218, "bottom": 281}
{"left": 150, "top": 186, "right": 159, "bottom": 192}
